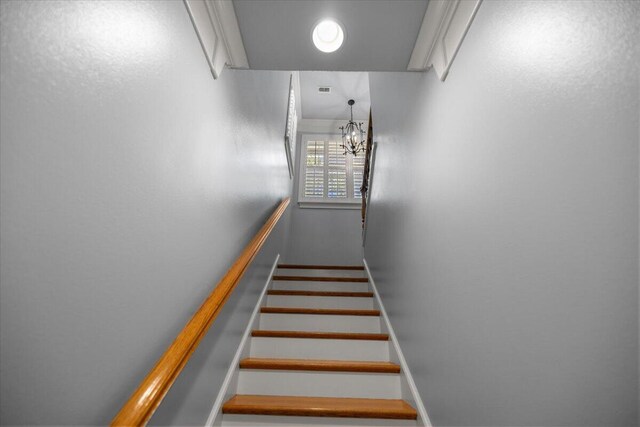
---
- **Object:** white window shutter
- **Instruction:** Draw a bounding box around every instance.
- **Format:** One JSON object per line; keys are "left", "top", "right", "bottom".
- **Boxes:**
{"left": 328, "top": 170, "right": 347, "bottom": 198}
{"left": 304, "top": 140, "right": 325, "bottom": 198}
{"left": 351, "top": 154, "right": 365, "bottom": 199}
{"left": 327, "top": 141, "right": 347, "bottom": 198}
{"left": 299, "top": 135, "right": 364, "bottom": 205}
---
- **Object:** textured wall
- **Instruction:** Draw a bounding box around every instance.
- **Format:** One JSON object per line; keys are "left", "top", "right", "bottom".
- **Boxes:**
{"left": 365, "top": 1, "right": 639, "bottom": 426}
{"left": 0, "top": 1, "right": 291, "bottom": 424}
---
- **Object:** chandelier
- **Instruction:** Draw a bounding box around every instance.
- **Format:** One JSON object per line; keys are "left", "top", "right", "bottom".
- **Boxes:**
{"left": 339, "top": 99, "right": 366, "bottom": 156}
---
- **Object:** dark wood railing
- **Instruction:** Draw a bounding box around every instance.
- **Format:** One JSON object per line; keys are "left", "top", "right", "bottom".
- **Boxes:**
{"left": 111, "top": 197, "right": 290, "bottom": 426}
{"left": 360, "top": 110, "right": 374, "bottom": 227}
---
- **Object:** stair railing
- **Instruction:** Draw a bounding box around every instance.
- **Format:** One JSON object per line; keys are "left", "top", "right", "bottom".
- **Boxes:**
{"left": 111, "top": 197, "right": 291, "bottom": 426}
{"left": 360, "top": 109, "right": 374, "bottom": 227}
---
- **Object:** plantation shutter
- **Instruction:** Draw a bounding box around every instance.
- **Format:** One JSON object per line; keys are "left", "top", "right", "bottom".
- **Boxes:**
{"left": 304, "top": 140, "right": 324, "bottom": 198}
{"left": 299, "top": 134, "right": 364, "bottom": 204}
{"left": 352, "top": 154, "right": 365, "bottom": 199}
{"left": 328, "top": 141, "right": 347, "bottom": 198}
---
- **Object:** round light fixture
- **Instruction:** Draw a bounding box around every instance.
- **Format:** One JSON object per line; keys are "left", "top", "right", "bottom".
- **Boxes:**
{"left": 312, "top": 19, "right": 344, "bottom": 53}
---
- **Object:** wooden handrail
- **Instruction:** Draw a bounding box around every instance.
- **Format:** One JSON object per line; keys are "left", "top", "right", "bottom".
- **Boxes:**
{"left": 360, "top": 109, "right": 374, "bottom": 227}
{"left": 111, "top": 197, "right": 290, "bottom": 426}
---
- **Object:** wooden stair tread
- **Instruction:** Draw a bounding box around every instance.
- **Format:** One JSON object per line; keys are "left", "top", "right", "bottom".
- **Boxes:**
{"left": 222, "top": 394, "right": 417, "bottom": 420}
{"left": 239, "top": 358, "right": 400, "bottom": 373}
{"left": 251, "top": 330, "right": 389, "bottom": 341}
{"left": 278, "top": 264, "right": 365, "bottom": 270}
{"left": 260, "top": 307, "right": 380, "bottom": 316}
{"left": 267, "top": 290, "right": 373, "bottom": 297}
{"left": 272, "top": 275, "right": 368, "bottom": 282}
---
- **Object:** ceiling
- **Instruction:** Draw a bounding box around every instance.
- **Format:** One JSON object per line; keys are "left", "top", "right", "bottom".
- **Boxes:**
{"left": 299, "top": 71, "right": 370, "bottom": 120}
{"left": 232, "top": 0, "right": 429, "bottom": 71}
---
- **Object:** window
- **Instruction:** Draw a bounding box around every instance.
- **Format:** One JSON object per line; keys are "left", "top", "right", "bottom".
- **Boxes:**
{"left": 299, "top": 135, "right": 365, "bottom": 207}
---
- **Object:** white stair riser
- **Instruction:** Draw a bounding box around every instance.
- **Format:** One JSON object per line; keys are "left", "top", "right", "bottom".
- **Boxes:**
{"left": 212, "top": 257, "right": 428, "bottom": 427}
{"left": 249, "top": 337, "right": 390, "bottom": 361}
{"left": 271, "top": 280, "right": 370, "bottom": 292}
{"left": 237, "top": 370, "right": 402, "bottom": 399}
{"left": 266, "top": 295, "right": 374, "bottom": 309}
{"left": 276, "top": 269, "right": 366, "bottom": 278}
{"left": 259, "top": 313, "right": 381, "bottom": 333}
{"left": 221, "top": 415, "right": 419, "bottom": 426}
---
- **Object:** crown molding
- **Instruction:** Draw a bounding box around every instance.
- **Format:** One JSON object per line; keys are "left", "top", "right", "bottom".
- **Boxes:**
{"left": 184, "top": 0, "right": 249, "bottom": 80}
{"left": 407, "top": 0, "right": 482, "bottom": 81}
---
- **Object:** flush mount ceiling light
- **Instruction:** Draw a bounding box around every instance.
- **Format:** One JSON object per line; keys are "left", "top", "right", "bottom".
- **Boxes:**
{"left": 312, "top": 19, "right": 344, "bottom": 53}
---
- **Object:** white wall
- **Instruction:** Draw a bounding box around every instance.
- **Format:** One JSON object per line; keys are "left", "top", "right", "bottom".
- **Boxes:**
{"left": 0, "top": 1, "right": 292, "bottom": 425}
{"left": 284, "top": 121, "right": 364, "bottom": 265}
{"left": 365, "top": 1, "right": 639, "bottom": 426}
{"left": 286, "top": 205, "right": 363, "bottom": 265}
{"left": 149, "top": 217, "right": 290, "bottom": 426}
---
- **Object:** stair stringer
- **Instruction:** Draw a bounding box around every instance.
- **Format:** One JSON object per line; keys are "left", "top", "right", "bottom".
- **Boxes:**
{"left": 363, "top": 258, "right": 433, "bottom": 427}
{"left": 206, "top": 254, "right": 280, "bottom": 427}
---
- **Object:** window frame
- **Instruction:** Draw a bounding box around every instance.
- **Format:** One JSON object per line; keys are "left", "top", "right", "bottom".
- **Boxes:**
{"left": 298, "top": 134, "right": 363, "bottom": 209}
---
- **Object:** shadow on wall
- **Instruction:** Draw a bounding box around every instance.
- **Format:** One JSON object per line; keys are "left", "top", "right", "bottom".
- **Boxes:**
{"left": 285, "top": 206, "right": 363, "bottom": 265}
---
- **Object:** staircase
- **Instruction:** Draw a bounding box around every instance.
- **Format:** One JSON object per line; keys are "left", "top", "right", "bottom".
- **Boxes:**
{"left": 215, "top": 263, "right": 425, "bottom": 426}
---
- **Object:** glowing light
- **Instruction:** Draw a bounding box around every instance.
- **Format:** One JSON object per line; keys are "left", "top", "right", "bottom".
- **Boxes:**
{"left": 312, "top": 19, "right": 344, "bottom": 53}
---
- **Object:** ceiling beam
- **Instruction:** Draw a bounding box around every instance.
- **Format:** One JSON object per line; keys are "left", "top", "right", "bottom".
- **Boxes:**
{"left": 407, "top": 0, "right": 482, "bottom": 81}
{"left": 184, "top": 0, "right": 249, "bottom": 79}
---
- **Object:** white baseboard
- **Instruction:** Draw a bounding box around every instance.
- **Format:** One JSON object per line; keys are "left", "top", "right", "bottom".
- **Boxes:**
{"left": 205, "top": 254, "right": 280, "bottom": 426}
{"left": 363, "top": 258, "right": 432, "bottom": 427}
